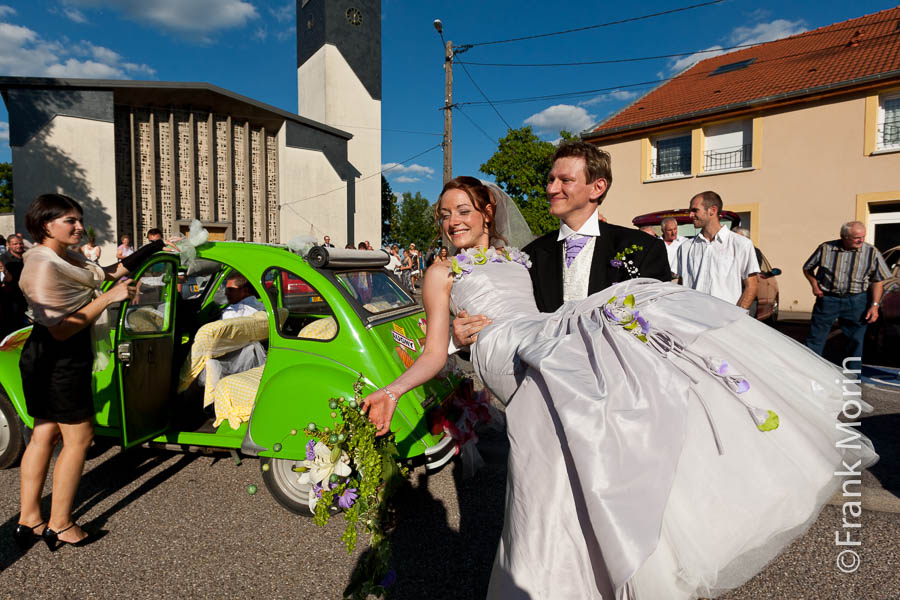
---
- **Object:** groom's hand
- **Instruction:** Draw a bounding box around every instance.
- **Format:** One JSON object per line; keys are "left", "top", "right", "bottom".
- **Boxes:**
{"left": 452, "top": 310, "right": 491, "bottom": 348}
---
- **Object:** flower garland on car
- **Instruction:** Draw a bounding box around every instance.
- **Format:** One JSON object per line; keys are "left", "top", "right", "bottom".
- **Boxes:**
{"left": 295, "top": 375, "right": 409, "bottom": 599}
{"left": 450, "top": 246, "right": 531, "bottom": 279}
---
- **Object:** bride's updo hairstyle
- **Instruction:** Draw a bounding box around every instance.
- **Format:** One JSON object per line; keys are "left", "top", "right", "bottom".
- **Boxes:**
{"left": 435, "top": 176, "right": 507, "bottom": 246}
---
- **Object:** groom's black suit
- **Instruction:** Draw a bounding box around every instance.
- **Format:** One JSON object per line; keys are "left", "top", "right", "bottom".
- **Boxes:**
{"left": 523, "top": 222, "right": 671, "bottom": 313}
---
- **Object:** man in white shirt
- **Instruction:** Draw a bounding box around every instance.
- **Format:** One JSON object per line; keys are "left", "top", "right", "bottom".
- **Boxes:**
{"left": 221, "top": 272, "right": 266, "bottom": 319}
{"left": 675, "top": 191, "right": 759, "bottom": 309}
{"left": 661, "top": 217, "right": 687, "bottom": 276}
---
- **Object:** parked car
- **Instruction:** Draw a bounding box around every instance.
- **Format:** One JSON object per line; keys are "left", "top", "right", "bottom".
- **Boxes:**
{"left": 0, "top": 243, "right": 460, "bottom": 513}
{"left": 864, "top": 244, "right": 900, "bottom": 367}
{"left": 632, "top": 209, "right": 781, "bottom": 322}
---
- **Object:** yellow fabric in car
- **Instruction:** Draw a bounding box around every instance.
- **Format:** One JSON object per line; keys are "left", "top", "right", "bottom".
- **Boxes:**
{"left": 212, "top": 366, "right": 265, "bottom": 430}
{"left": 177, "top": 312, "right": 269, "bottom": 393}
{"left": 297, "top": 316, "right": 337, "bottom": 339}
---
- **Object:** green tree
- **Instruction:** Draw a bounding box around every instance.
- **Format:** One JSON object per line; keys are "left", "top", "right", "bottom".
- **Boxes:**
{"left": 0, "top": 162, "right": 12, "bottom": 213}
{"left": 479, "top": 127, "right": 577, "bottom": 236}
{"left": 381, "top": 175, "right": 396, "bottom": 246}
{"left": 394, "top": 191, "right": 437, "bottom": 251}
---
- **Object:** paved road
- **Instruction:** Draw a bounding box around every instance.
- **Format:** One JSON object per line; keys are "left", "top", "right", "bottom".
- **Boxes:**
{"left": 2, "top": 379, "right": 897, "bottom": 599}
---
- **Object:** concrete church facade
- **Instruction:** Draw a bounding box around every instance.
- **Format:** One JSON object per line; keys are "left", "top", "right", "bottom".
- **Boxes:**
{"left": 0, "top": 0, "right": 380, "bottom": 257}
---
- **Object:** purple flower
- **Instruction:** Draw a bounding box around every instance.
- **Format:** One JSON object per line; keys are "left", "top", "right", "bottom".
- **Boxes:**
{"left": 313, "top": 482, "right": 323, "bottom": 498}
{"left": 455, "top": 253, "right": 471, "bottom": 264}
{"left": 305, "top": 439, "right": 316, "bottom": 461}
{"left": 490, "top": 256, "right": 504, "bottom": 263}
{"left": 380, "top": 569, "right": 398, "bottom": 588}
{"left": 603, "top": 305, "right": 619, "bottom": 322}
{"left": 634, "top": 311, "right": 650, "bottom": 334}
{"left": 735, "top": 378, "right": 750, "bottom": 393}
{"left": 717, "top": 361, "right": 729, "bottom": 375}
{"left": 338, "top": 487, "right": 358, "bottom": 509}
{"left": 610, "top": 259, "right": 623, "bottom": 268}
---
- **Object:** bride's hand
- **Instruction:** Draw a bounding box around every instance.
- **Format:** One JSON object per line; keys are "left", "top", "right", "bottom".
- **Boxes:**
{"left": 163, "top": 236, "right": 184, "bottom": 252}
{"left": 361, "top": 388, "right": 399, "bottom": 437}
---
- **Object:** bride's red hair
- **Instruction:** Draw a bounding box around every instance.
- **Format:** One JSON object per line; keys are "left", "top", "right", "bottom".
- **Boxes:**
{"left": 435, "top": 176, "right": 507, "bottom": 246}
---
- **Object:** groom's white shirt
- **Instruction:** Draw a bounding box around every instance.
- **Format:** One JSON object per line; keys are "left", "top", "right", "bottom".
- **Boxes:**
{"left": 558, "top": 207, "right": 600, "bottom": 303}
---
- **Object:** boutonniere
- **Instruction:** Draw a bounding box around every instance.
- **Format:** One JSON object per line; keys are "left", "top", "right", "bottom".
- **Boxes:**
{"left": 610, "top": 244, "right": 643, "bottom": 279}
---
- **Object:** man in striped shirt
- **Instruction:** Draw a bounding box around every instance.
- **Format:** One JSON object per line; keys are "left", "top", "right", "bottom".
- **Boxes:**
{"left": 802, "top": 221, "right": 891, "bottom": 363}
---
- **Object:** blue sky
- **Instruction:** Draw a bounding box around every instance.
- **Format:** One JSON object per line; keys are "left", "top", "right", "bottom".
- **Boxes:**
{"left": 0, "top": 0, "right": 896, "bottom": 206}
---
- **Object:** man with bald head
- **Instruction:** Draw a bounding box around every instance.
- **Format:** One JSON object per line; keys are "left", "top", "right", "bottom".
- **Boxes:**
{"left": 661, "top": 216, "right": 687, "bottom": 276}
{"left": 802, "top": 221, "right": 890, "bottom": 362}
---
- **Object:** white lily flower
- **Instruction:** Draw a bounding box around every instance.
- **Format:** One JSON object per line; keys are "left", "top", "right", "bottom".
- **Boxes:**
{"left": 297, "top": 442, "right": 352, "bottom": 513}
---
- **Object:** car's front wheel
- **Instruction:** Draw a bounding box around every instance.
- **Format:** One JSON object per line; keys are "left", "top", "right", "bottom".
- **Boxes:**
{"left": 258, "top": 457, "right": 317, "bottom": 515}
{"left": 0, "top": 390, "right": 25, "bottom": 469}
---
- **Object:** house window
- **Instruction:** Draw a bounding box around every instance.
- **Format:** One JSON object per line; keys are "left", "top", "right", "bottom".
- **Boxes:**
{"left": 703, "top": 120, "right": 753, "bottom": 172}
{"left": 651, "top": 133, "right": 692, "bottom": 178}
{"left": 878, "top": 94, "right": 900, "bottom": 150}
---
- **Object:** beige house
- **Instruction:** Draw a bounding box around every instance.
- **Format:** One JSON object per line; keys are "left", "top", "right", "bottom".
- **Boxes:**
{"left": 584, "top": 7, "right": 900, "bottom": 315}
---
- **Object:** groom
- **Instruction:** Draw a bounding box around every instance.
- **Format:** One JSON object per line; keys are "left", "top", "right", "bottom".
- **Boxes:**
{"left": 453, "top": 141, "right": 670, "bottom": 345}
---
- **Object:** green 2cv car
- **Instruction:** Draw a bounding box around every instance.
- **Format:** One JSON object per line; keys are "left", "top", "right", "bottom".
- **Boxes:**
{"left": 0, "top": 243, "right": 459, "bottom": 513}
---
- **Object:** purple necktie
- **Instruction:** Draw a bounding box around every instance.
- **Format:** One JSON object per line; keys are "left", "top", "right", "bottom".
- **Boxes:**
{"left": 565, "top": 234, "right": 591, "bottom": 268}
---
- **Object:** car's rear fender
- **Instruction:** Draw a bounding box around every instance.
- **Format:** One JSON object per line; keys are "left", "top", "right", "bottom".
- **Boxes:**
{"left": 246, "top": 356, "right": 429, "bottom": 461}
{"left": 0, "top": 344, "right": 31, "bottom": 428}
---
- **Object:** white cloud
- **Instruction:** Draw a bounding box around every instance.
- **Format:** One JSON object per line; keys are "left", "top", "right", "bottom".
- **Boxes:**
{"left": 667, "top": 18, "right": 807, "bottom": 74}
{"left": 382, "top": 163, "right": 435, "bottom": 178}
{"left": 0, "top": 122, "right": 9, "bottom": 142}
{"left": 668, "top": 46, "right": 725, "bottom": 74}
{"left": 269, "top": 1, "right": 294, "bottom": 23}
{"left": 0, "top": 5, "right": 16, "bottom": 18}
{"left": 65, "top": 0, "right": 258, "bottom": 35}
{"left": 252, "top": 26, "right": 267, "bottom": 41}
{"left": 63, "top": 6, "right": 88, "bottom": 23}
{"left": 524, "top": 104, "right": 597, "bottom": 135}
{"left": 0, "top": 21, "right": 156, "bottom": 79}
{"left": 275, "top": 25, "right": 296, "bottom": 42}
{"left": 395, "top": 176, "right": 419, "bottom": 183}
{"left": 579, "top": 90, "right": 639, "bottom": 106}
{"left": 729, "top": 19, "right": 807, "bottom": 46}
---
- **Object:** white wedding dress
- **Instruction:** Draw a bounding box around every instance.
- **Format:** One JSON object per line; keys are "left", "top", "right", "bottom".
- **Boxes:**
{"left": 449, "top": 253, "right": 878, "bottom": 600}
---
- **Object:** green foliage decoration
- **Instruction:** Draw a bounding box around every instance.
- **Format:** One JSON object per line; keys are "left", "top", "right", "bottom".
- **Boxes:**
{"left": 300, "top": 375, "right": 409, "bottom": 599}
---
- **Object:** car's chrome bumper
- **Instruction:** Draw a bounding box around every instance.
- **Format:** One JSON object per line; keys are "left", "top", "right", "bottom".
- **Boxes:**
{"left": 422, "top": 433, "right": 455, "bottom": 472}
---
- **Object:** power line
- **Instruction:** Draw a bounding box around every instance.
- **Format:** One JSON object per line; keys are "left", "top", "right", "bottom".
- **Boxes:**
{"left": 459, "top": 0, "right": 725, "bottom": 50}
{"left": 280, "top": 143, "right": 442, "bottom": 209}
{"left": 455, "top": 16, "right": 900, "bottom": 68}
{"left": 455, "top": 105, "right": 497, "bottom": 144}
{"left": 457, "top": 28, "right": 900, "bottom": 107}
{"left": 334, "top": 124, "right": 442, "bottom": 136}
{"left": 456, "top": 59, "right": 513, "bottom": 130}
{"left": 457, "top": 44, "right": 758, "bottom": 68}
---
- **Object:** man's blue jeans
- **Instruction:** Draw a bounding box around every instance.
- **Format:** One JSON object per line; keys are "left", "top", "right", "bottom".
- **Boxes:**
{"left": 805, "top": 292, "right": 868, "bottom": 362}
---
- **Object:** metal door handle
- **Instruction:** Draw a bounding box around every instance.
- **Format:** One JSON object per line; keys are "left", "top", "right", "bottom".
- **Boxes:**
{"left": 117, "top": 342, "right": 132, "bottom": 366}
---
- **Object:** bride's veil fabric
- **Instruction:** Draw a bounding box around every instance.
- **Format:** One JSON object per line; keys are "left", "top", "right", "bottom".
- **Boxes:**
{"left": 483, "top": 181, "right": 536, "bottom": 249}
{"left": 441, "top": 180, "right": 536, "bottom": 252}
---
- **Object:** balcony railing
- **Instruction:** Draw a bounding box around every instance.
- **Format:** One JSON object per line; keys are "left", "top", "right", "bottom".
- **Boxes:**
{"left": 651, "top": 155, "right": 692, "bottom": 177}
{"left": 704, "top": 144, "right": 752, "bottom": 172}
{"left": 878, "top": 121, "right": 900, "bottom": 149}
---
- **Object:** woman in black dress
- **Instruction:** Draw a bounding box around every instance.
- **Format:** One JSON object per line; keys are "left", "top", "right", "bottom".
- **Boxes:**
{"left": 15, "top": 194, "right": 163, "bottom": 550}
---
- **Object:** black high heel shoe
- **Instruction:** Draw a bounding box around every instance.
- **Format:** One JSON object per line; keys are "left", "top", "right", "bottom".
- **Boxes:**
{"left": 13, "top": 521, "right": 45, "bottom": 550}
{"left": 42, "top": 523, "right": 98, "bottom": 551}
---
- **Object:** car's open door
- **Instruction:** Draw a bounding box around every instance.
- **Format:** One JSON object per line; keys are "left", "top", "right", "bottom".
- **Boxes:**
{"left": 115, "top": 255, "right": 179, "bottom": 448}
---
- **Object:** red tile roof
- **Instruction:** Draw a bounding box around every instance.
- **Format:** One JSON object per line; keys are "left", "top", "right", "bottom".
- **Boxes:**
{"left": 587, "top": 6, "right": 900, "bottom": 138}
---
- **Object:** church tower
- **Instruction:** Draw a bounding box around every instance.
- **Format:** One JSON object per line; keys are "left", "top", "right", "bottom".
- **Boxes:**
{"left": 297, "top": 0, "right": 381, "bottom": 246}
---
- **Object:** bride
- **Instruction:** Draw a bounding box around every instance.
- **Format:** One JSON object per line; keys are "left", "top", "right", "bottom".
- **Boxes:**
{"left": 363, "top": 177, "right": 878, "bottom": 599}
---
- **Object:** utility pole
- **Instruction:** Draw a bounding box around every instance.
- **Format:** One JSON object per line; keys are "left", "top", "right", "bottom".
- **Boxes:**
{"left": 434, "top": 19, "right": 453, "bottom": 185}
{"left": 442, "top": 39, "right": 453, "bottom": 185}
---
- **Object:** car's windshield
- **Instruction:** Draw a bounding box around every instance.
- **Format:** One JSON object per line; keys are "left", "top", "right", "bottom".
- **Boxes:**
{"left": 335, "top": 271, "right": 415, "bottom": 314}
